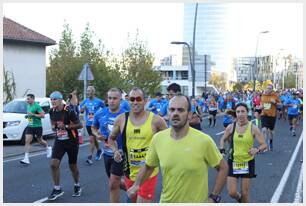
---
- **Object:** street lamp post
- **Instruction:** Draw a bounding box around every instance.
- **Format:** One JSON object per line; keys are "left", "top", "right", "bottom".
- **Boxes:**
{"left": 171, "top": 41, "right": 195, "bottom": 98}
{"left": 253, "top": 30, "right": 269, "bottom": 91}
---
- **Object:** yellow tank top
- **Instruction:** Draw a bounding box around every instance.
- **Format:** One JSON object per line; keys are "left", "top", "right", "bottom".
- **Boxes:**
{"left": 125, "top": 112, "right": 158, "bottom": 181}
{"left": 233, "top": 122, "right": 254, "bottom": 162}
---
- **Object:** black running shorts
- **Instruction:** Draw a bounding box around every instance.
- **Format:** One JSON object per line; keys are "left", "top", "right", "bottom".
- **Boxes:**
{"left": 103, "top": 154, "right": 124, "bottom": 177}
{"left": 25, "top": 126, "right": 43, "bottom": 138}
{"left": 52, "top": 138, "right": 79, "bottom": 164}
{"left": 228, "top": 159, "right": 256, "bottom": 178}
{"left": 261, "top": 116, "right": 276, "bottom": 130}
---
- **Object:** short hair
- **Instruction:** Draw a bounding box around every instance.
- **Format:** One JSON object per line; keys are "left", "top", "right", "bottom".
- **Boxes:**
{"left": 235, "top": 102, "right": 249, "bottom": 112}
{"left": 129, "top": 87, "right": 146, "bottom": 99}
{"left": 108, "top": 87, "right": 122, "bottom": 95}
{"left": 167, "top": 83, "right": 181, "bottom": 93}
{"left": 87, "top": 86, "right": 96, "bottom": 93}
{"left": 171, "top": 95, "right": 191, "bottom": 112}
{"left": 27, "top": 94, "right": 35, "bottom": 99}
{"left": 155, "top": 92, "right": 162, "bottom": 97}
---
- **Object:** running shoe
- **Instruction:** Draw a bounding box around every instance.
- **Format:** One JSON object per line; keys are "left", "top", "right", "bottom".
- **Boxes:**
{"left": 72, "top": 185, "right": 82, "bottom": 197}
{"left": 20, "top": 157, "right": 30, "bottom": 165}
{"left": 95, "top": 149, "right": 103, "bottom": 161}
{"left": 48, "top": 188, "right": 64, "bottom": 201}
{"left": 86, "top": 158, "right": 93, "bottom": 165}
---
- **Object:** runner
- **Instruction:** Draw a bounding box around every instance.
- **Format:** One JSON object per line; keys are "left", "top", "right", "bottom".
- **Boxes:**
{"left": 189, "top": 97, "right": 203, "bottom": 131}
{"left": 91, "top": 88, "right": 127, "bottom": 202}
{"left": 146, "top": 92, "right": 165, "bottom": 116}
{"left": 285, "top": 92, "right": 301, "bottom": 136}
{"left": 20, "top": 94, "right": 52, "bottom": 165}
{"left": 219, "top": 102, "right": 267, "bottom": 203}
{"left": 108, "top": 87, "right": 167, "bottom": 203}
{"left": 127, "top": 95, "right": 228, "bottom": 203}
{"left": 48, "top": 91, "right": 83, "bottom": 201}
{"left": 208, "top": 95, "right": 218, "bottom": 128}
{"left": 252, "top": 92, "right": 262, "bottom": 127}
{"left": 260, "top": 84, "right": 281, "bottom": 151}
{"left": 80, "top": 86, "right": 105, "bottom": 165}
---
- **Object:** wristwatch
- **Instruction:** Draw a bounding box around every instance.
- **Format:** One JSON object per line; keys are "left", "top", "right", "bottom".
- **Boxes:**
{"left": 209, "top": 193, "right": 221, "bottom": 203}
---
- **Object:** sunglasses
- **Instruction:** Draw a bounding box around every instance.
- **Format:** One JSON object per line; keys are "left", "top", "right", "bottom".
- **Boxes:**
{"left": 129, "top": 96, "right": 142, "bottom": 102}
{"left": 51, "top": 98, "right": 59, "bottom": 101}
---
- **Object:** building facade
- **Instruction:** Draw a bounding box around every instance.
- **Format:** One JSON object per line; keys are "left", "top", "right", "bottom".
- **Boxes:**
{"left": 3, "top": 17, "right": 56, "bottom": 99}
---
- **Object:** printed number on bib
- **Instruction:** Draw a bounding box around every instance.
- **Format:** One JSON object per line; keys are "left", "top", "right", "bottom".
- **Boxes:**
{"left": 130, "top": 148, "right": 148, "bottom": 167}
{"left": 57, "top": 129, "right": 69, "bottom": 140}
{"left": 233, "top": 162, "right": 249, "bottom": 174}
{"left": 263, "top": 103, "right": 271, "bottom": 110}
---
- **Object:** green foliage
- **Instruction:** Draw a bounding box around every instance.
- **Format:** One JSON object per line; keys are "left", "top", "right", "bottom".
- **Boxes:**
{"left": 120, "top": 31, "right": 162, "bottom": 96}
{"left": 3, "top": 67, "right": 16, "bottom": 104}
{"left": 283, "top": 72, "right": 296, "bottom": 88}
{"left": 209, "top": 72, "right": 227, "bottom": 91}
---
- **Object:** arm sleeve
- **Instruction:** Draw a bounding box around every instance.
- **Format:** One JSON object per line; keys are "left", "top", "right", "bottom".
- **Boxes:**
{"left": 145, "top": 136, "right": 159, "bottom": 167}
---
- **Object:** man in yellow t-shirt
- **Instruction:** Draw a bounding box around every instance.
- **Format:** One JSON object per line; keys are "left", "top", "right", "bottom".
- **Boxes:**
{"left": 127, "top": 95, "right": 228, "bottom": 203}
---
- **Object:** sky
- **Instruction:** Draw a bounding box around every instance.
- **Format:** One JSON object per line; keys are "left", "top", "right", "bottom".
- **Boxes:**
{"left": 3, "top": 2, "right": 303, "bottom": 69}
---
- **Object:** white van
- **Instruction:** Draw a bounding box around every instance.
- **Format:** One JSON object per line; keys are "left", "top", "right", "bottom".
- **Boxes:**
{"left": 3, "top": 97, "right": 55, "bottom": 144}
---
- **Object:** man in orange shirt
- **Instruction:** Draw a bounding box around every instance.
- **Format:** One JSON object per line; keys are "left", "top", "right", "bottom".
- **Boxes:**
{"left": 260, "top": 84, "right": 281, "bottom": 151}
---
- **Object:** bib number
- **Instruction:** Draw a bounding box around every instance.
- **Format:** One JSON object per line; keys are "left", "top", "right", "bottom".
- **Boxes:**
{"left": 263, "top": 103, "right": 271, "bottom": 110}
{"left": 233, "top": 162, "right": 249, "bottom": 174}
{"left": 130, "top": 148, "right": 148, "bottom": 166}
{"left": 57, "top": 129, "right": 69, "bottom": 140}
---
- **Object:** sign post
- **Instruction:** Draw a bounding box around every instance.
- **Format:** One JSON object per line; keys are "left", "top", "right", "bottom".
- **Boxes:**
{"left": 78, "top": 63, "right": 94, "bottom": 100}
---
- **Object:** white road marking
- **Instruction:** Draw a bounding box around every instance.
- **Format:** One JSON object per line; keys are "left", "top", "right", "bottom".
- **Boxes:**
{"left": 293, "top": 163, "right": 303, "bottom": 203}
{"left": 3, "top": 142, "right": 90, "bottom": 163}
{"left": 270, "top": 131, "right": 303, "bottom": 203}
{"left": 34, "top": 197, "right": 48, "bottom": 203}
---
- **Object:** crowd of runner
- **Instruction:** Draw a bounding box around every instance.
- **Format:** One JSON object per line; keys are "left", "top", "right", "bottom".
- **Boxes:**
{"left": 20, "top": 83, "right": 303, "bottom": 203}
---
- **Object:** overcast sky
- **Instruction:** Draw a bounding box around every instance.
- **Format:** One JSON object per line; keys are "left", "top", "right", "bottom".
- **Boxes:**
{"left": 3, "top": 2, "right": 303, "bottom": 69}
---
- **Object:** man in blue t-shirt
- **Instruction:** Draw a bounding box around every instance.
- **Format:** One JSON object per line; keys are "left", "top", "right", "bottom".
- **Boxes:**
{"left": 285, "top": 92, "right": 301, "bottom": 136}
{"left": 146, "top": 92, "right": 165, "bottom": 115}
{"left": 92, "top": 88, "right": 126, "bottom": 202}
{"left": 80, "top": 86, "right": 105, "bottom": 165}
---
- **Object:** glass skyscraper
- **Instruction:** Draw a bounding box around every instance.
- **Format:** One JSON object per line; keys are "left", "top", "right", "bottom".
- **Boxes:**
{"left": 183, "top": 3, "right": 230, "bottom": 72}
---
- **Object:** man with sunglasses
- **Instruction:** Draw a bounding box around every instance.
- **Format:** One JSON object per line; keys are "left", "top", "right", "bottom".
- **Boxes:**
{"left": 48, "top": 91, "right": 83, "bottom": 201}
{"left": 20, "top": 94, "right": 52, "bottom": 165}
{"left": 91, "top": 88, "right": 127, "bottom": 202}
{"left": 108, "top": 87, "right": 167, "bottom": 203}
{"left": 80, "top": 86, "right": 105, "bottom": 165}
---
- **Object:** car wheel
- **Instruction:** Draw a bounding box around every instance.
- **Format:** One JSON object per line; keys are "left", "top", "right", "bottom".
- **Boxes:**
{"left": 20, "top": 130, "right": 26, "bottom": 145}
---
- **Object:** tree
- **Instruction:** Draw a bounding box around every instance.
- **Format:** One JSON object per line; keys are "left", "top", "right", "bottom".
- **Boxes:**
{"left": 3, "top": 67, "right": 16, "bottom": 104}
{"left": 209, "top": 72, "right": 227, "bottom": 91}
{"left": 120, "top": 31, "right": 162, "bottom": 96}
{"left": 232, "top": 82, "right": 244, "bottom": 92}
{"left": 283, "top": 73, "right": 296, "bottom": 88}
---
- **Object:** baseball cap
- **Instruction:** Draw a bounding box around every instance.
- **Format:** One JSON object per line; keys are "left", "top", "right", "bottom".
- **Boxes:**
{"left": 50, "top": 91, "right": 63, "bottom": 99}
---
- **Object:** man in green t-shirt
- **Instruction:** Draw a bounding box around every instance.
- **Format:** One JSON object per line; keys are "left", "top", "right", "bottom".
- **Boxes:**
{"left": 127, "top": 95, "right": 228, "bottom": 203}
{"left": 20, "top": 94, "right": 52, "bottom": 165}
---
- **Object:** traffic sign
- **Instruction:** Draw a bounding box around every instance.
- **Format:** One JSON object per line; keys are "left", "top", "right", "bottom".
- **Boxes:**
{"left": 78, "top": 63, "right": 94, "bottom": 81}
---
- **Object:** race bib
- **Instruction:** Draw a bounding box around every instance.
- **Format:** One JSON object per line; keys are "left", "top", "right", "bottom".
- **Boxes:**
{"left": 88, "top": 113, "right": 94, "bottom": 121}
{"left": 28, "top": 117, "right": 33, "bottom": 124}
{"left": 107, "top": 124, "right": 114, "bottom": 132}
{"left": 233, "top": 162, "right": 249, "bottom": 174}
{"left": 263, "top": 103, "right": 271, "bottom": 110}
{"left": 56, "top": 129, "right": 69, "bottom": 140}
{"left": 129, "top": 148, "right": 148, "bottom": 167}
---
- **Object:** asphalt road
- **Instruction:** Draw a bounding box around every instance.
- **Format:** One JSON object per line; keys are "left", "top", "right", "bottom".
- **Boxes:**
{"left": 3, "top": 115, "right": 303, "bottom": 203}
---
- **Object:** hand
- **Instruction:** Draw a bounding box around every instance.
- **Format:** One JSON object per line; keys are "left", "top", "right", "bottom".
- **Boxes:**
{"left": 113, "top": 150, "right": 123, "bottom": 163}
{"left": 248, "top": 147, "right": 259, "bottom": 156}
{"left": 56, "top": 121, "right": 65, "bottom": 130}
{"left": 28, "top": 112, "right": 34, "bottom": 117}
{"left": 127, "top": 184, "right": 139, "bottom": 199}
{"left": 271, "top": 99, "right": 276, "bottom": 104}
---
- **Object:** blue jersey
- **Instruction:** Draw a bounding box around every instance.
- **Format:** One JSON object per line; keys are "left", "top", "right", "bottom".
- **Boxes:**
{"left": 286, "top": 98, "right": 301, "bottom": 115}
{"left": 80, "top": 97, "right": 105, "bottom": 126}
{"left": 160, "top": 100, "right": 169, "bottom": 117}
{"left": 147, "top": 99, "right": 164, "bottom": 115}
{"left": 223, "top": 114, "right": 233, "bottom": 124}
{"left": 93, "top": 107, "right": 126, "bottom": 156}
{"left": 120, "top": 99, "right": 130, "bottom": 112}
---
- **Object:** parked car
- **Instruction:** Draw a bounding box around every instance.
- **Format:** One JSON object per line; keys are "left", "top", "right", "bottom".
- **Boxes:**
{"left": 3, "top": 97, "right": 56, "bottom": 144}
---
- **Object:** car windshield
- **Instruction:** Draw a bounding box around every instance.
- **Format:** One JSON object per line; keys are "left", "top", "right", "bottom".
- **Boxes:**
{"left": 3, "top": 100, "right": 28, "bottom": 114}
